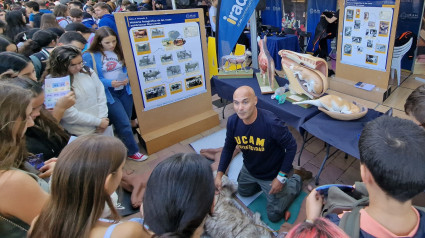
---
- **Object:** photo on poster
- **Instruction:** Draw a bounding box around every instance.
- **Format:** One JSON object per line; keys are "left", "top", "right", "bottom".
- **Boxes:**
{"left": 375, "top": 44, "right": 386, "bottom": 53}
{"left": 365, "top": 29, "right": 370, "bottom": 37}
{"left": 379, "top": 11, "right": 392, "bottom": 20}
{"left": 145, "top": 84, "right": 166, "bottom": 102}
{"left": 356, "top": 9, "right": 360, "bottom": 18}
{"left": 354, "top": 20, "right": 361, "bottom": 29}
{"left": 357, "top": 46, "right": 363, "bottom": 53}
{"left": 183, "top": 26, "right": 199, "bottom": 38}
{"left": 138, "top": 55, "right": 156, "bottom": 68}
{"left": 346, "top": 9, "right": 354, "bottom": 21}
{"left": 160, "top": 53, "right": 173, "bottom": 64}
{"left": 369, "top": 29, "right": 377, "bottom": 37}
{"left": 367, "top": 39, "right": 373, "bottom": 48}
{"left": 344, "top": 44, "right": 352, "bottom": 55}
{"left": 151, "top": 27, "right": 165, "bottom": 38}
{"left": 364, "top": 12, "right": 369, "bottom": 21}
{"left": 162, "top": 36, "right": 186, "bottom": 51}
{"left": 185, "top": 75, "right": 203, "bottom": 90}
{"left": 366, "top": 54, "right": 378, "bottom": 65}
{"left": 184, "top": 61, "right": 199, "bottom": 74}
{"left": 352, "top": 36, "right": 362, "bottom": 44}
{"left": 133, "top": 29, "right": 148, "bottom": 42}
{"left": 344, "top": 27, "right": 352, "bottom": 37}
{"left": 142, "top": 69, "right": 161, "bottom": 83}
{"left": 169, "top": 81, "right": 183, "bottom": 94}
{"left": 379, "top": 21, "right": 389, "bottom": 36}
{"left": 368, "top": 21, "right": 375, "bottom": 28}
{"left": 166, "top": 65, "right": 182, "bottom": 77}
{"left": 136, "top": 42, "right": 151, "bottom": 55}
{"left": 176, "top": 49, "right": 192, "bottom": 61}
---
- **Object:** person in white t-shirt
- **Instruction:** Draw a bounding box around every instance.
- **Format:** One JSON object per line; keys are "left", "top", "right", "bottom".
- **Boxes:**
{"left": 83, "top": 26, "right": 149, "bottom": 162}
{"left": 208, "top": 0, "right": 218, "bottom": 33}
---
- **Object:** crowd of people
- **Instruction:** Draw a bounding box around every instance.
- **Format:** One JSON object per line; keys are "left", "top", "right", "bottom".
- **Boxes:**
{"left": 0, "top": 0, "right": 424, "bottom": 237}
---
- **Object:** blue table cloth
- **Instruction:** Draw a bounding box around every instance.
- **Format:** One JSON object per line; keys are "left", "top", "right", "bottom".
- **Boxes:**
{"left": 247, "top": 33, "right": 300, "bottom": 70}
{"left": 211, "top": 74, "right": 319, "bottom": 134}
{"left": 301, "top": 110, "right": 383, "bottom": 159}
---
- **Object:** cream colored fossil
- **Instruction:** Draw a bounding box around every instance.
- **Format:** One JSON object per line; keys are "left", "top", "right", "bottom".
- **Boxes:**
{"left": 279, "top": 50, "right": 328, "bottom": 99}
{"left": 293, "top": 95, "right": 368, "bottom": 120}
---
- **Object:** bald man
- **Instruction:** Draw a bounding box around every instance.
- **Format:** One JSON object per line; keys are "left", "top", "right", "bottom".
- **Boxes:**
{"left": 215, "top": 86, "right": 308, "bottom": 222}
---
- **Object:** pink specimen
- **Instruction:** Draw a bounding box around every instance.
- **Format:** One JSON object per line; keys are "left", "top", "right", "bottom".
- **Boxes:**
{"left": 257, "top": 36, "right": 275, "bottom": 88}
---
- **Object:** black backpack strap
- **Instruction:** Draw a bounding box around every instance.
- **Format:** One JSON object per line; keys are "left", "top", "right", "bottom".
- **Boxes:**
{"left": 339, "top": 206, "right": 362, "bottom": 238}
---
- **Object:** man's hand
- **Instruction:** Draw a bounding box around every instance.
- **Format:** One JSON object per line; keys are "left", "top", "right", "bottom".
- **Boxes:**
{"left": 38, "top": 158, "right": 57, "bottom": 179}
{"left": 306, "top": 189, "right": 324, "bottom": 221}
{"left": 269, "top": 178, "right": 285, "bottom": 194}
{"left": 215, "top": 171, "right": 224, "bottom": 193}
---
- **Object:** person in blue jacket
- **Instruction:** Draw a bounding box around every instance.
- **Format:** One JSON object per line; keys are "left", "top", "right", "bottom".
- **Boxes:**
{"left": 93, "top": 2, "right": 117, "bottom": 35}
{"left": 83, "top": 26, "right": 148, "bottom": 162}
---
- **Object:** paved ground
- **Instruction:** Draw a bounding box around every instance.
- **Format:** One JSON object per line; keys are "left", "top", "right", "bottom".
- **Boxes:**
{"left": 123, "top": 71, "right": 425, "bottom": 233}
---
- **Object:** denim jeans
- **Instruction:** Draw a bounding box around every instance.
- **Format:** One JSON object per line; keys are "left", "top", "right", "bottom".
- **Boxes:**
{"left": 237, "top": 165, "right": 302, "bottom": 222}
{"left": 108, "top": 89, "right": 139, "bottom": 155}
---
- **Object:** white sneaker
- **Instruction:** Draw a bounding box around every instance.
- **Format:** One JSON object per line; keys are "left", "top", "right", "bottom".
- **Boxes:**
{"left": 128, "top": 152, "right": 149, "bottom": 162}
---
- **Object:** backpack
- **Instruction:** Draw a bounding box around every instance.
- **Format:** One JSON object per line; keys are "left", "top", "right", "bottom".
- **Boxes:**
{"left": 323, "top": 182, "right": 425, "bottom": 238}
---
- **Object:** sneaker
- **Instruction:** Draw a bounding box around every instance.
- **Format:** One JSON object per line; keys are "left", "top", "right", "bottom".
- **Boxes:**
{"left": 293, "top": 166, "right": 313, "bottom": 181}
{"left": 128, "top": 152, "right": 149, "bottom": 162}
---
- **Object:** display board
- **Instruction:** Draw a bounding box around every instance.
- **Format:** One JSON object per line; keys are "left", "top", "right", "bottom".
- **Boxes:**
{"left": 341, "top": 1, "right": 395, "bottom": 71}
{"left": 127, "top": 13, "right": 207, "bottom": 111}
{"left": 333, "top": 0, "right": 400, "bottom": 103}
{"left": 115, "top": 9, "right": 219, "bottom": 154}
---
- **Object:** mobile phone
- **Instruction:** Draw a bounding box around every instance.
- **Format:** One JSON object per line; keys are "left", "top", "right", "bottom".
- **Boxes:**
{"left": 315, "top": 184, "right": 354, "bottom": 196}
{"left": 27, "top": 154, "right": 45, "bottom": 170}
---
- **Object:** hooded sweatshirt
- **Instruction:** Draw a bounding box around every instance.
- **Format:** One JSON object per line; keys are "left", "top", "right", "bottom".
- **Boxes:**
{"left": 99, "top": 14, "right": 117, "bottom": 35}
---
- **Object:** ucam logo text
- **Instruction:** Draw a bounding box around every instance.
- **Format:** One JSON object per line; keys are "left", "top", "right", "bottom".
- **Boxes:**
{"left": 223, "top": 0, "right": 248, "bottom": 25}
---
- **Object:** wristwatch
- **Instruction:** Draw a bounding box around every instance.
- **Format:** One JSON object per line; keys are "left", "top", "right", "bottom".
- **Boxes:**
{"left": 276, "top": 173, "right": 288, "bottom": 184}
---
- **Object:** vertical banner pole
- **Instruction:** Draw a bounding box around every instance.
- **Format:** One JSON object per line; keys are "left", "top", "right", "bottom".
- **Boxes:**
{"left": 250, "top": 12, "right": 258, "bottom": 69}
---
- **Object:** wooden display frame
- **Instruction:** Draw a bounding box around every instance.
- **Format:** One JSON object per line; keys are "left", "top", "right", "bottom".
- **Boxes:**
{"left": 115, "top": 9, "right": 219, "bottom": 154}
{"left": 332, "top": 0, "right": 400, "bottom": 103}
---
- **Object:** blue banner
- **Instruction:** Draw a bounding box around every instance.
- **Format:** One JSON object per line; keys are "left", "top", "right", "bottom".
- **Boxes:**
{"left": 217, "top": 0, "right": 259, "bottom": 65}
{"left": 306, "top": 0, "right": 337, "bottom": 53}
{"left": 261, "top": 0, "right": 282, "bottom": 28}
{"left": 345, "top": 0, "right": 396, "bottom": 7}
{"left": 396, "top": 0, "right": 423, "bottom": 70}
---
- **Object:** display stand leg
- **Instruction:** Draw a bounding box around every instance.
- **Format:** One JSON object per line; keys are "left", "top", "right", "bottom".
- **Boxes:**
{"left": 315, "top": 143, "right": 339, "bottom": 185}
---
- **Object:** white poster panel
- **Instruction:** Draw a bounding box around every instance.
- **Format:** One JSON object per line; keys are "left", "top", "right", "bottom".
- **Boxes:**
{"left": 127, "top": 13, "right": 206, "bottom": 111}
{"left": 341, "top": 3, "right": 394, "bottom": 71}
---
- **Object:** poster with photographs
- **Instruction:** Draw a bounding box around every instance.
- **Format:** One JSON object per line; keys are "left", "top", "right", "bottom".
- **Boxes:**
{"left": 126, "top": 13, "right": 207, "bottom": 111}
{"left": 340, "top": 0, "right": 395, "bottom": 71}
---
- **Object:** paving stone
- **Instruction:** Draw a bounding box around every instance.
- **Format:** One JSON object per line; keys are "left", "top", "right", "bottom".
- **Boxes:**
{"left": 338, "top": 167, "right": 362, "bottom": 185}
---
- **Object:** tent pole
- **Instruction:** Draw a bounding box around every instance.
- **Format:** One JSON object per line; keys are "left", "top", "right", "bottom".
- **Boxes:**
{"left": 250, "top": 12, "right": 258, "bottom": 69}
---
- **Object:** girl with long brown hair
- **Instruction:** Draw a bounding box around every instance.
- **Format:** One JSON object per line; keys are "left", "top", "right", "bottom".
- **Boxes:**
{"left": 83, "top": 26, "right": 148, "bottom": 162}
{"left": 5, "top": 78, "right": 73, "bottom": 162}
{"left": 0, "top": 82, "right": 49, "bottom": 237}
{"left": 29, "top": 135, "right": 150, "bottom": 238}
{"left": 39, "top": 13, "right": 60, "bottom": 30}
{"left": 45, "top": 45, "right": 109, "bottom": 136}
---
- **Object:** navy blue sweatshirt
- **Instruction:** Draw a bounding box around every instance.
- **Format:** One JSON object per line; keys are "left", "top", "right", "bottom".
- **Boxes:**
{"left": 218, "top": 108, "right": 297, "bottom": 180}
